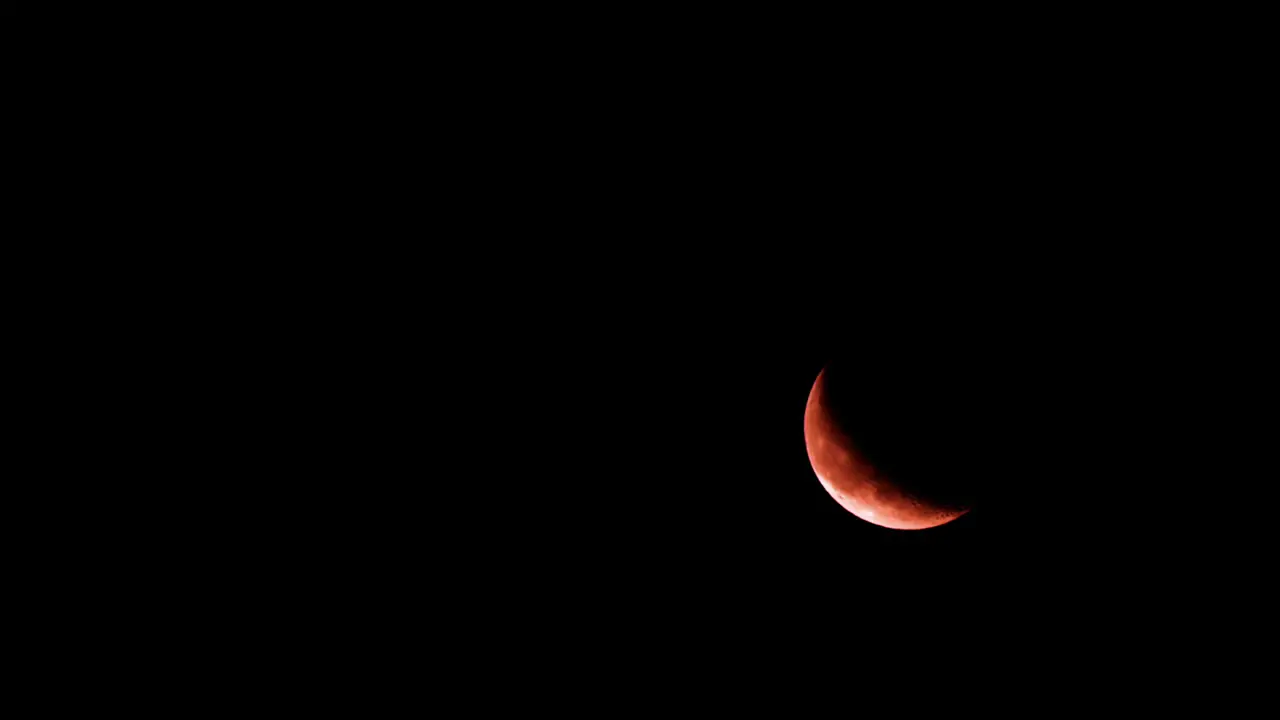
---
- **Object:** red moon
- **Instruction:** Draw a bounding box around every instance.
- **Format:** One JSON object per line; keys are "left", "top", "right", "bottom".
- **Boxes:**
{"left": 804, "top": 368, "right": 968, "bottom": 530}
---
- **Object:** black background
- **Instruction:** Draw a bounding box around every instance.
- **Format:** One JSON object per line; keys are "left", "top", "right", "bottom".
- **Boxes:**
{"left": 17, "top": 8, "right": 1276, "bottom": 705}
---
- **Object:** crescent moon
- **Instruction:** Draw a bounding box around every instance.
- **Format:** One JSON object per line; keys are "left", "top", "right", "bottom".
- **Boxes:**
{"left": 804, "top": 368, "right": 968, "bottom": 530}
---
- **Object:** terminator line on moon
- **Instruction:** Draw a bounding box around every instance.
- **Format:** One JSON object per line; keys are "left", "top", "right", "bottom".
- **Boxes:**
{"left": 804, "top": 367, "right": 969, "bottom": 530}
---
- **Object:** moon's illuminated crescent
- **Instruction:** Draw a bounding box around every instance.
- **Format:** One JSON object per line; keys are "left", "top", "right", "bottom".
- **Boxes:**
{"left": 804, "top": 368, "right": 968, "bottom": 530}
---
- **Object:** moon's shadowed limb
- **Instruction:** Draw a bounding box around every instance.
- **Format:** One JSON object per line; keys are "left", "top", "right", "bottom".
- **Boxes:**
{"left": 804, "top": 363, "right": 975, "bottom": 530}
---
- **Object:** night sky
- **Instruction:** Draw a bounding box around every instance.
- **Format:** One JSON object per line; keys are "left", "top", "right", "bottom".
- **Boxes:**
{"left": 26, "top": 9, "right": 1271, "bottom": 705}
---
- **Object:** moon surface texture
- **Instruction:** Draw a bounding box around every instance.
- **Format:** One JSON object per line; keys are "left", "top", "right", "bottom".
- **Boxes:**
{"left": 804, "top": 367, "right": 969, "bottom": 530}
